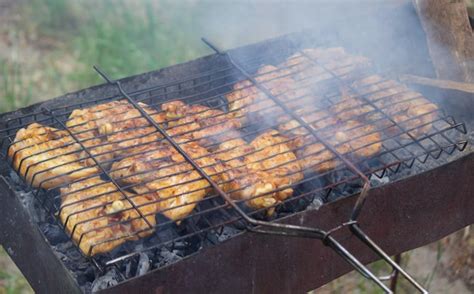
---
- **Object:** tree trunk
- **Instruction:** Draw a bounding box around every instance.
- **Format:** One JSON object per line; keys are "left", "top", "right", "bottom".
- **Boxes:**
{"left": 413, "top": 0, "right": 474, "bottom": 82}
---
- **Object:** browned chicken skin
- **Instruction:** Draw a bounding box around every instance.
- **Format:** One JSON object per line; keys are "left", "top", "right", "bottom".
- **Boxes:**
{"left": 162, "top": 100, "right": 242, "bottom": 147}
{"left": 225, "top": 65, "right": 309, "bottom": 124}
{"left": 8, "top": 123, "right": 100, "bottom": 189}
{"left": 248, "top": 130, "right": 303, "bottom": 185}
{"left": 66, "top": 100, "right": 166, "bottom": 159}
{"left": 110, "top": 141, "right": 219, "bottom": 222}
{"left": 215, "top": 130, "right": 303, "bottom": 212}
{"left": 352, "top": 75, "right": 439, "bottom": 138}
{"left": 60, "top": 177, "right": 157, "bottom": 256}
{"left": 215, "top": 138, "right": 280, "bottom": 214}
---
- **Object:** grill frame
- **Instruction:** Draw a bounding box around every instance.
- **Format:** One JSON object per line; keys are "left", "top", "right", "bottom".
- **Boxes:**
{"left": 1, "top": 152, "right": 472, "bottom": 294}
{"left": 0, "top": 28, "right": 471, "bottom": 293}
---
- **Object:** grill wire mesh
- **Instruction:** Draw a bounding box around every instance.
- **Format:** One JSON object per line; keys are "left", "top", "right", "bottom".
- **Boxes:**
{"left": 0, "top": 45, "right": 468, "bottom": 274}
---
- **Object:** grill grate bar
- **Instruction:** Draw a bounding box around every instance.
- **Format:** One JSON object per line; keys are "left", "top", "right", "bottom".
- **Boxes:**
{"left": 43, "top": 106, "right": 155, "bottom": 256}
{"left": 299, "top": 50, "right": 436, "bottom": 220}
{"left": 0, "top": 37, "right": 468, "bottom": 293}
{"left": 297, "top": 50, "right": 430, "bottom": 293}
{"left": 94, "top": 63, "right": 398, "bottom": 292}
{"left": 218, "top": 46, "right": 372, "bottom": 201}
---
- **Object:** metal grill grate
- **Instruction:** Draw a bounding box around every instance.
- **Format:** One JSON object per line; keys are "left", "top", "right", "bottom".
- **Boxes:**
{"left": 0, "top": 41, "right": 468, "bottom": 293}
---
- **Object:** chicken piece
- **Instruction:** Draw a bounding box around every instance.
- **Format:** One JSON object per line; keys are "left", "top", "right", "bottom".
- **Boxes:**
{"left": 215, "top": 139, "right": 280, "bottom": 214}
{"left": 280, "top": 47, "right": 372, "bottom": 86}
{"left": 161, "top": 101, "right": 241, "bottom": 147}
{"left": 66, "top": 100, "right": 166, "bottom": 159}
{"left": 225, "top": 65, "right": 307, "bottom": 125}
{"left": 278, "top": 109, "right": 382, "bottom": 175}
{"left": 352, "top": 75, "right": 439, "bottom": 137}
{"left": 60, "top": 177, "right": 157, "bottom": 256}
{"left": 296, "top": 138, "right": 340, "bottom": 175}
{"left": 247, "top": 130, "right": 303, "bottom": 201}
{"left": 110, "top": 141, "right": 219, "bottom": 222}
{"left": 8, "top": 123, "right": 100, "bottom": 189}
{"left": 278, "top": 107, "right": 338, "bottom": 150}
{"left": 226, "top": 47, "right": 372, "bottom": 128}
{"left": 248, "top": 130, "right": 303, "bottom": 183}
{"left": 280, "top": 113, "right": 347, "bottom": 175}
{"left": 329, "top": 120, "right": 382, "bottom": 158}
{"left": 329, "top": 87, "right": 376, "bottom": 121}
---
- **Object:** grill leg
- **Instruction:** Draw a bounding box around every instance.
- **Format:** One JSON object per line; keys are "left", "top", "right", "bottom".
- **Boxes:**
{"left": 390, "top": 254, "right": 402, "bottom": 293}
{"left": 351, "top": 224, "right": 429, "bottom": 293}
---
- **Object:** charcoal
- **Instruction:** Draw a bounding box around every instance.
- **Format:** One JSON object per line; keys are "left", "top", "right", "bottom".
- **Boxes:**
{"left": 308, "top": 196, "right": 324, "bottom": 210}
{"left": 40, "top": 222, "right": 69, "bottom": 245}
{"left": 76, "top": 266, "right": 95, "bottom": 288}
{"left": 370, "top": 175, "right": 390, "bottom": 187}
{"left": 217, "top": 226, "right": 242, "bottom": 243}
{"left": 155, "top": 247, "right": 183, "bottom": 268}
{"left": 136, "top": 253, "right": 150, "bottom": 277}
{"left": 91, "top": 269, "right": 120, "bottom": 292}
{"left": 80, "top": 282, "right": 92, "bottom": 294}
{"left": 150, "top": 214, "right": 180, "bottom": 244}
{"left": 124, "top": 260, "right": 133, "bottom": 279}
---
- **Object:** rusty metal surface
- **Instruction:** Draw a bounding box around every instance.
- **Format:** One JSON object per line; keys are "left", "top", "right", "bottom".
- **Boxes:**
{"left": 0, "top": 4, "right": 469, "bottom": 290}
{"left": 102, "top": 151, "right": 474, "bottom": 294}
{"left": 0, "top": 177, "right": 81, "bottom": 294}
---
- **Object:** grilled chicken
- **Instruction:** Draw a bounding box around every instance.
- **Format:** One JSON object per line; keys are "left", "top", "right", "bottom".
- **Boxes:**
{"left": 161, "top": 100, "right": 242, "bottom": 147}
{"left": 215, "top": 130, "right": 302, "bottom": 213}
{"left": 110, "top": 141, "right": 219, "bottom": 222}
{"left": 248, "top": 130, "right": 303, "bottom": 185}
{"left": 329, "top": 87, "right": 375, "bottom": 121}
{"left": 225, "top": 48, "right": 370, "bottom": 127}
{"left": 280, "top": 48, "right": 372, "bottom": 93}
{"left": 225, "top": 65, "right": 309, "bottom": 124}
{"left": 60, "top": 177, "right": 157, "bottom": 256}
{"left": 8, "top": 123, "right": 100, "bottom": 189}
{"left": 278, "top": 107, "right": 382, "bottom": 174}
{"left": 352, "top": 75, "right": 439, "bottom": 138}
{"left": 215, "top": 138, "right": 280, "bottom": 214}
{"left": 10, "top": 45, "right": 440, "bottom": 259}
{"left": 66, "top": 100, "right": 166, "bottom": 159}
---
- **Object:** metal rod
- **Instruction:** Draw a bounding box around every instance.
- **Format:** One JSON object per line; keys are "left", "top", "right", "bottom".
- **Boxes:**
{"left": 203, "top": 40, "right": 373, "bottom": 212}
{"left": 199, "top": 38, "right": 403, "bottom": 293}
{"left": 325, "top": 235, "right": 393, "bottom": 293}
{"left": 92, "top": 66, "right": 331, "bottom": 236}
{"left": 298, "top": 51, "right": 439, "bottom": 220}
{"left": 390, "top": 254, "right": 402, "bottom": 293}
{"left": 350, "top": 224, "right": 428, "bottom": 293}
{"left": 43, "top": 107, "right": 155, "bottom": 252}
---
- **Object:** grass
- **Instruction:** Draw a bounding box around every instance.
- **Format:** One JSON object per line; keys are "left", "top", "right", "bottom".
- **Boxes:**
{"left": 0, "top": 247, "right": 33, "bottom": 294}
{"left": 0, "top": 60, "right": 32, "bottom": 113}
{"left": 21, "top": 0, "right": 211, "bottom": 93}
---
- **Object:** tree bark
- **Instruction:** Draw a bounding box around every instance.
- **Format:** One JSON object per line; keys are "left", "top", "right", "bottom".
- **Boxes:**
{"left": 413, "top": 0, "right": 474, "bottom": 82}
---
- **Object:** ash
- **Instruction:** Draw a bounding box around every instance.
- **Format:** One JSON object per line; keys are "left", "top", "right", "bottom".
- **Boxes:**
{"left": 91, "top": 269, "right": 120, "bottom": 292}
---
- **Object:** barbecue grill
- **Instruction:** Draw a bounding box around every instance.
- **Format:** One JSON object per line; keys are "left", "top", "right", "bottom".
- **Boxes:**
{"left": 0, "top": 2, "right": 473, "bottom": 293}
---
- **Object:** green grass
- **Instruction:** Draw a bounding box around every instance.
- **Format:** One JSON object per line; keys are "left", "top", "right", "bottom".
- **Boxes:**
{"left": 0, "top": 60, "right": 32, "bottom": 113}
{"left": 23, "top": 0, "right": 211, "bottom": 92}
{"left": 0, "top": 247, "right": 33, "bottom": 294}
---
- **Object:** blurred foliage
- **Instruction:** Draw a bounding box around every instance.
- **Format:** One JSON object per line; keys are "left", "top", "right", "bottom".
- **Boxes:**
{"left": 0, "top": 59, "right": 32, "bottom": 113}
{"left": 0, "top": 247, "right": 33, "bottom": 294}
{"left": 26, "top": 0, "right": 210, "bottom": 88}
{"left": 1, "top": 0, "right": 212, "bottom": 107}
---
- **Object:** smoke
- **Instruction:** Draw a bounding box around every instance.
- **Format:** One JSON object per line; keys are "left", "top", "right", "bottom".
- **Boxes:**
{"left": 194, "top": 0, "right": 435, "bottom": 77}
